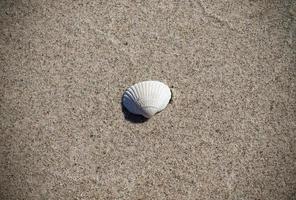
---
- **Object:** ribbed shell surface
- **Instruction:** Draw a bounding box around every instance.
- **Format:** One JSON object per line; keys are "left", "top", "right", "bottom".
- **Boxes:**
{"left": 123, "top": 81, "right": 171, "bottom": 118}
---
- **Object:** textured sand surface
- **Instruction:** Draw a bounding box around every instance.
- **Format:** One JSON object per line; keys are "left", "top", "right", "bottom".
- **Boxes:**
{"left": 1, "top": 0, "right": 296, "bottom": 199}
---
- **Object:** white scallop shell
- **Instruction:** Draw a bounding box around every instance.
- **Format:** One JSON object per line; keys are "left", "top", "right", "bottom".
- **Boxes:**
{"left": 123, "top": 81, "right": 171, "bottom": 118}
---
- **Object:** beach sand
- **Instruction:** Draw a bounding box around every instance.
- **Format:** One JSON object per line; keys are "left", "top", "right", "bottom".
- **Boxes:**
{"left": 0, "top": 0, "right": 295, "bottom": 199}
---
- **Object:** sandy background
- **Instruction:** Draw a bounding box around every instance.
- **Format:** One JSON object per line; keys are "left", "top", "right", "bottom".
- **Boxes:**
{"left": 1, "top": 0, "right": 296, "bottom": 199}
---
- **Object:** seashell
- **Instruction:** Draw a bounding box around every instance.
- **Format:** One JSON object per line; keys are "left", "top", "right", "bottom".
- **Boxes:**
{"left": 122, "top": 80, "right": 171, "bottom": 118}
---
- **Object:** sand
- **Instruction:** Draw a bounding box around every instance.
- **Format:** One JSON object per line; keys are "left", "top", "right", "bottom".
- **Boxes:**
{"left": 0, "top": 0, "right": 295, "bottom": 199}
